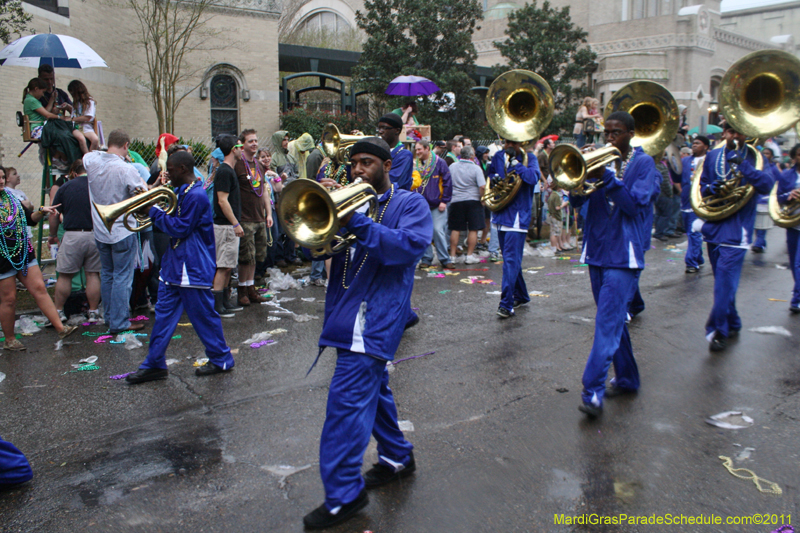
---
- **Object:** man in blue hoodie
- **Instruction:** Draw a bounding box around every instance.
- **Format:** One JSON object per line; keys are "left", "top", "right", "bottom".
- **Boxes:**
{"left": 776, "top": 144, "right": 800, "bottom": 314}
{"left": 698, "top": 122, "right": 774, "bottom": 352}
{"left": 302, "top": 138, "right": 432, "bottom": 530}
{"left": 125, "top": 151, "right": 235, "bottom": 384}
{"left": 569, "top": 111, "right": 655, "bottom": 418}
{"left": 487, "top": 140, "right": 540, "bottom": 318}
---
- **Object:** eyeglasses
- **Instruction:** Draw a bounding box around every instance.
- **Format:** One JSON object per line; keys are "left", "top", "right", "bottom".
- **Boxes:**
{"left": 233, "top": 144, "right": 243, "bottom": 149}
{"left": 603, "top": 129, "right": 627, "bottom": 137}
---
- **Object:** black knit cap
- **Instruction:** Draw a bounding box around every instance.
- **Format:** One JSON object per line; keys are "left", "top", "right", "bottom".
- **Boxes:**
{"left": 350, "top": 137, "right": 392, "bottom": 161}
{"left": 378, "top": 113, "right": 403, "bottom": 130}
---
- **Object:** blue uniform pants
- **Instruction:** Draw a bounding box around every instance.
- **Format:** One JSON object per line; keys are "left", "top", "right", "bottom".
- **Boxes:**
{"left": 705, "top": 243, "right": 746, "bottom": 339}
{"left": 498, "top": 230, "right": 529, "bottom": 312}
{"left": 0, "top": 435, "right": 32, "bottom": 486}
{"left": 628, "top": 271, "right": 645, "bottom": 318}
{"left": 787, "top": 229, "right": 800, "bottom": 307}
{"left": 139, "top": 283, "right": 234, "bottom": 371}
{"left": 754, "top": 229, "right": 768, "bottom": 250}
{"left": 582, "top": 267, "right": 640, "bottom": 407}
{"left": 320, "top": 349, "right": 413, "bottom": 510}
{"left": 682, "top": 211, "right": 705, "bottom": 269}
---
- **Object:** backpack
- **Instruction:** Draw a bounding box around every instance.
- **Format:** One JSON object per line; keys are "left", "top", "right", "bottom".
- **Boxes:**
{"left": 583, "top": 119, "right": 596, "bottom": 134}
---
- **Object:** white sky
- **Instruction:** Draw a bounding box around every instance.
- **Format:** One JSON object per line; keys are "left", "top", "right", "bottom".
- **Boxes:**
{"left": 720, "top": 0, "right": 795, "bottom": 12}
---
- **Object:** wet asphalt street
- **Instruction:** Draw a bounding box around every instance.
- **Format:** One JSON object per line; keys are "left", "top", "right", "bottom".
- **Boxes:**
{"left": 1, "top": 231, "right": 799, "bottom": 533}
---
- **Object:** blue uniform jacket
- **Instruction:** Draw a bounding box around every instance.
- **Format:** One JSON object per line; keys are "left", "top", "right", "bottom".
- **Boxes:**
{"left": 757, "top": 162, "right": 782, "bottom": 205}
{"left": 679, "top": 155, "right": 697, "bottom": 211}
{"left": 639, "top": 165, "right": 662, "bottom": 252}
{"left": 149, "top": 182, "right": 216, "bottom": 288}
{"left": 777, "top": 167, "right": 800, "bottom": 232}
{"left": 570, "top": 146, "right": 654, "bottom": 270}
{"left": 320, "top": 186, "right": 432, "bottom": 360}
{"left": 487, "top": 149, "right": 540, "bottom": 230}
{"left": 699, "top": 147, "right": 774, "bottom": 246}
{"left": 390, "top": 144, "right": 413, "bottom": 191}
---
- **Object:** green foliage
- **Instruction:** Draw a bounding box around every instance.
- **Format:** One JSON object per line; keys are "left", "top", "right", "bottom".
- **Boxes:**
{"left": 129, "top": 138, "right": 211, "bottom": 168}
{"left": 129, "top": 139, "right": 157, "bottom": 166}
{"left": 494, "top": 0, "right": 597, "bottom": 136}
{"left": 352, "top": 0, "right": 484, "bottom": 140}
{"left": 280, "top": 108, "right": 373, "bottom": 141}
{"left": 0, "top": 0, "right": 30, "bottom": 45}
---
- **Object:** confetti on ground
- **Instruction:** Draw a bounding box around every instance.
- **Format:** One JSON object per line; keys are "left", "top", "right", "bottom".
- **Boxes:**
{"left": 545, "top": 272, "right": 565, "bottom": 276}
{"left": 573, "top": 264, "right": 589, "bottom": 267}
{"left": 486, "top": 291, "right": 501, "bottom": 295}
{"left": 444, "top": 272, "right": 460, "bottom": 276}
{"left": 165, "top": 359, "right": 179, "bottom": 366}
{"left": 666, "top": 245, "right": 675, "bottom": 249}
{"left": 748, "top": 326, "right": 791, "bottom": 337}
{"left": 434, "top": 274, "right": 446, "bottom": 278}
{"left": 528, "top": 266, "right": 544, "bottom": 270}
{"left": 439, "top": 290, "right": 451, "bottom": 294}
{"left": 768, "top": 298, "right": 789, "bottom": 302}
{"left": 66, "top": 364, "right": 100, "bottom": 374}
{"left": 529, "top": 291, "right": 550, "bottom": 298}
{"left": 250, "top": 339, "right": 276, "bottom": 348}
{"left": 130, "top": 316, "right": 149, "bottom": 322}
{"left": 268, "top": 328, "right": 288, "bottom": 335}
{"left": 571, "top": 271, "right": 585, "bottom": 274}
{"left": 109, "top": 372, "right": 134, "bottom": 380}
{"left": 525, "top": 270, "right": 538, "bottom": 274}
{"left": 171, "top": 335, "right": 181, "bottom": 339}
{"left": 178, "top": 322, "right": 192, "bottom": 326}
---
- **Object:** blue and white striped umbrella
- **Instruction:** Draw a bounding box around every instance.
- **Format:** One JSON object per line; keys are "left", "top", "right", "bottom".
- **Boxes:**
{"left": 0, "top": 34, "right": 107, "bottom": 68}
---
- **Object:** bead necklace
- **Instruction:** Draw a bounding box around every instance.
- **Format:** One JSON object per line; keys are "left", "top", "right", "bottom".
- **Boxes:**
{"left": 615, "top": 147, "right": 636, "bottom": 180}
{"left": 172, "top": 181, "right": 198, "bottom": 249}
{"left": 715, "top": 144, "right": 741, "bottom": 179}
{"left": 243, "top": 156, "right": 263, "bottom": 196}
{"left": 0, "top": 190, "right": 29, "bottom": 274}
{"left": 324, "top": 162, "right": 349, "bottom": 186}
{"left": 341, "top": 185, "right": 395, "bottom": 290}
{"left": 414, "top": 155, "right": 436, "bottom": 189}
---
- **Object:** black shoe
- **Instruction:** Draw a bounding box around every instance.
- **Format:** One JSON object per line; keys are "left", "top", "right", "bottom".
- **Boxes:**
{"left": 685, "top": 266, "right": 698, "bottom": 273}
{"left": 751, "top": 246, "right": 765, "bottom": 254}
{"left": 728, "top": 329, "right": 740, "bottom": 339}
{"left": 791, "top": 306, "right": 800, "bottom": 315}
{"left": 276, "top": 259, "right": 288, "bottom": 268}
{"left": 404, "top": 315, "right": 420, "bottom": 330}
{"left": 654, "top": 235, "right": 669, "bottom": 242}
{"left": 578, "top": 403, "right": 602, "bottom": 418}
{"left": 223, "top": 288, "right": 244, "bottom": 312}
{"left": 364, "top": 454, "right": 416, "bottom": 488}
{"left": 303, "top": 489, "right": 368, "bottom": 530}
{"left": 605, "top": 385, "right": 637, "bottom": 399}
{"left": 513, "top": 299, "right": 529, "bottom": 309}
{"left": 195, "top": 362, "right": 232, "bottom": 376}
{"left": 214, "top": 291, "right": 235, "bottom": 318}
{"left": 497, "top": 307, "right": 514, "bottom": 319}
{"left": 0, "top": 480, "right": 30, "bottom": 492}
{"left": 126, "top": 368, "right": 168, "bottom": 384}
{"left": 709, "top": 334, "right": 727, "bottom": 352}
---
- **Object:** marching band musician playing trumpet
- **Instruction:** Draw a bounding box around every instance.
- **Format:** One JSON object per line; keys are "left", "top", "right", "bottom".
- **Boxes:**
{"left": 302, "top": 137, "right": 432, "bottom": 530}
{"left": 776, "top": 144, "right": 800, "bottom": 315}
{"left": 125, "top": 151, "right": 235, "bottom": 384}
{"left": 569, "top": 111, "right": 655, "bottom": 418}
{"left": 698, "top": 122, "right": 774, "bottom": 352}
{"left": 487, "top": 139, "right": 540, "bottom": 319}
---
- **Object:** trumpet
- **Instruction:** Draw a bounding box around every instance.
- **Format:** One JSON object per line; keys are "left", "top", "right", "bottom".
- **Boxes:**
{"left": 550, "top": 144, "right": 622, "bottom": 196}
{"left": 93, "top": 185, "right": 178, "bottom": 233}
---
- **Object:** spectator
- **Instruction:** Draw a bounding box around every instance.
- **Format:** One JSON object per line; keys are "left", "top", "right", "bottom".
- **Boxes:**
{"left": 50, "top": 158, "right": 101, "bottom": 323}
{"left": 288, "top": 132, "right": 315, "bottom": 181}
{"left": 652, "top": 154, "right": 673, "bottom": 242}
{"left": 37, "top": 64, "right": 72, "bottom": 113}
{"left": 547, "top": 182, "right": 567, "bottom": 253}
{"left": 376, "top": 114, "right": 414, "bottom": 190}
{"left": 3, "top": 167, "right": 34, "bottom": 242}
{"left": 270, "top": 130, "right": 297, "bottom": 181}
{"left": 444, "top": 140, "right": 461, "bottom": 166}
{"left": 475, "top": 145, "right": 500, "bottom": 260}
{"left": 22, "top": 78, "right": 65, "bottom": 141}
{"left": 66, "top": 80, "right": 99, "bottom": 151}
{"left": 432, "top": 140, "right": 447, "bottom": 158}
{"left": 574, "top": 97, "right": 602, "bottom": 148}
{"left": 85, "top": 129, "right": 147, "bottom": 334}
{"left": 257, "top": 148, "right": 284, "bottom": 272}
{"left": 447, "top": 145, "right": 486, "bottom": 266}
{"left": 412, "top": 140, "right": 452, "bottom": 269}
{"left": 392, "top": 101, "right": 419, "bottom": 126}
{"left": 211, "top": 134, "right": 244, "bottom": 317}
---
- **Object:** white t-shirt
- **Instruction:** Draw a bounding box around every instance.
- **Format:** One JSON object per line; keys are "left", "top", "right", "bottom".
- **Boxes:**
{"left": 76, "top": 100, "right": 96, "bottom": 134}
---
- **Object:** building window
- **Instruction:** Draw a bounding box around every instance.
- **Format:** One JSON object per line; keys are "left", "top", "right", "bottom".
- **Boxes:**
{"left": 210, "top": 74, "right": 239, "bottom": 139}
{"left": 710, "top": 76, "right": 721, "bottom": 101}
{"left": 632, "top": 0, "right": 644, "bottom": 19}
{"left": 299, "top": 11, "right": 351, "bottom": 33}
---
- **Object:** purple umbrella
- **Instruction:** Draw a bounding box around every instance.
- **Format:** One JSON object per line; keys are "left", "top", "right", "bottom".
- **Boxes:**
{"left": 385, "top": 75, "right": 440, "bottom": 97}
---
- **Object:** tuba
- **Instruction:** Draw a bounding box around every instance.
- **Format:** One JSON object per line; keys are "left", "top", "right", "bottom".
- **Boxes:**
{"left": 603, "top": 80, "right": 680, "bottom": 157}
{"left": 690, "top": 140, "right": 761, "bottom": 221}
{"left": 321, "top": 123, "right": 368, "bottom": 185}
{"left": 276, "top": 177, "right": 377, "bottom": 257}
{"left": 768, "top": 182, "right": 800, "bottom": 228}
{"left": 482, "top": 69, "right": 554, "bottom": 212}
{"left": 551, "top": 144, "right": 622, "bottom": 196}
{"left": 93, "top": 186, "right": 178, "bottom": 233}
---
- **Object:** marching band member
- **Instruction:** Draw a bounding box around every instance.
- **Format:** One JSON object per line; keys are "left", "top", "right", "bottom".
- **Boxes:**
{"left": 777, "top": 144, "right": 800, "bottom": 314}
{"left": 569, "top": 111, "right": 654, "bottom": 418}
{"left": 487, "top": 139, "right": 540, "bottom": 318}
{"left": 125, "top": 151, "right": 235, "bottom": 384}
{"left": 303, "top": 138, "right": 432, "bottom": 529}
{"left": 698, "top": 122, "right": 774, "bottom": 352}
{"left": 681, "top": 136, "right": 709, "bottom": 273}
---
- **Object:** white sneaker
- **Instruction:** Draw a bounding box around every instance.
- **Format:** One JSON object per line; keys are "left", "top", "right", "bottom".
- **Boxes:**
{"left": 87, "top": 310, "right": 101, "bottom": 324}
{"left": 57, "top": 310, "right": 67, "bottom": 324}
{"left": 465, "top": 254, "right": 480, "bottom": 264}
{"left": 312, "top": 278, "right": 328, "bottom": 287}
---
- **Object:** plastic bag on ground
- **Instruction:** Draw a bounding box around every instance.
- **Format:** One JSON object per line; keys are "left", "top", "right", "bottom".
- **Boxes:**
{"left": 292, "top": 313, "right": 319, "bottom": 322}
{"left": 123, "top": 334, "right": 143, "bottom": 350}
{"left": 66, "top": 314, "right": 88, "bottom": 326}
{"left": 267, "top": 268, "right": 303, "bottom": 291}
{"left": 532, "top": 246, "right": 554, "bottom": 258}
{"left": 15, "top": 316, "right": 41, "bottom": 334}
{"left": 243, "top": 331, "right": 272, "bottom": 344}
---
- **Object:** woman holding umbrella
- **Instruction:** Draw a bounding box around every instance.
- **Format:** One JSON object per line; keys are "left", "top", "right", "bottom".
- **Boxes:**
{"left": 0, "top": 168, "right": 76, "bottom": 350}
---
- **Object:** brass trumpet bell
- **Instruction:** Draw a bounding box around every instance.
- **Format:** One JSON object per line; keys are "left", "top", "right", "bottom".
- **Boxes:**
{"left": 277, "top": 178, "right": 378, "bottom": 256}
{"left": 485, "top": 70, "right": 554, "bottom": 142}
{"left": 93, "top": 185, "right": 178, "bottom": 233}
{"left": 604, "top": 80, "right": 679, "bottom": 157}
{"left": 550, "top": 144, "right": 622, "bottom": 196}
{"left": 768, "top": 182, "right": 800, "bottom": 228}
{"left": 322, "top": 124, "right": 368, "bottom": 165}
{"left": 721, "top": 50, "right": 800, "bottom": 139}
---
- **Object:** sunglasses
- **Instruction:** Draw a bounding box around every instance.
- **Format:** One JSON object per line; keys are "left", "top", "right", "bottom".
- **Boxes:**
{"left": 233, "top": 144, "right": 243, "bottom": 148}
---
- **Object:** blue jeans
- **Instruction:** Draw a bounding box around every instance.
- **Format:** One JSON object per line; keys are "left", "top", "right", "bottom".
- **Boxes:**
{"left": 310, "top": 260, "right": 325, "bottom": 281}
{"left": 96, "top": 234, "right": 137, "bottom": 333}
{"left": 668, "top": 195, "right": 681, "bottom": 234}
{"left": 488, "top": 223, "right": 499, "bottom": 254}
{"left": 653, "top": 194, "right": 673, "bottom": 238}
{"left": 421, "top": 206, "right": 450, "bottom": 265}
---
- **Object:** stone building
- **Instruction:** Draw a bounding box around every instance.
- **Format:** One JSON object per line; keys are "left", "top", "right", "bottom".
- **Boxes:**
{"left": 3, "top": 0, "right": 281, "bottom": 200}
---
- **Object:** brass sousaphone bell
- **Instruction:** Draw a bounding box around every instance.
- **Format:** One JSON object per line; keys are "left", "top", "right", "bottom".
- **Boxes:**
{"left": 277, "top": 178, "right": 378, "bottom": 257}
{"left": 322, "top": 123, "right": 368, "bottom": 165}
{"left": 482, "top": 69, "right": 554, "bottom": 212}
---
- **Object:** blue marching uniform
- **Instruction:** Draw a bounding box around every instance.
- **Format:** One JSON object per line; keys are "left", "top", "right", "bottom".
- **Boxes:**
{"left": 316, "top": 185, "right": 432, "bottom": 511}
{"left": 698, "top": 146, "right": 774, "bottom": 340}
{"left": 570, "top": 146, "right": 653, "bottom": 408}
{"left": 0, "top": 436, "right": 32, "bottom": 488}
{"left": 777, "top": 168, "right": 800, "bottom": 309}
{"left": 680, "top": 154, "right": 706, "bottom": 270}
{"left": 628, "top": 164, "right": 662, "bottom": 318}
{"left": 753, "top": 161, "right": 783, "bottom": 251}
{"left": 390, "top": 143, "right": 414, "bottom": 191}
{"left": 139, "top": 182, "right": 235, "bottom": 371}
{"left": 488, "top": 149, "right": 540, "bottom": 313}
